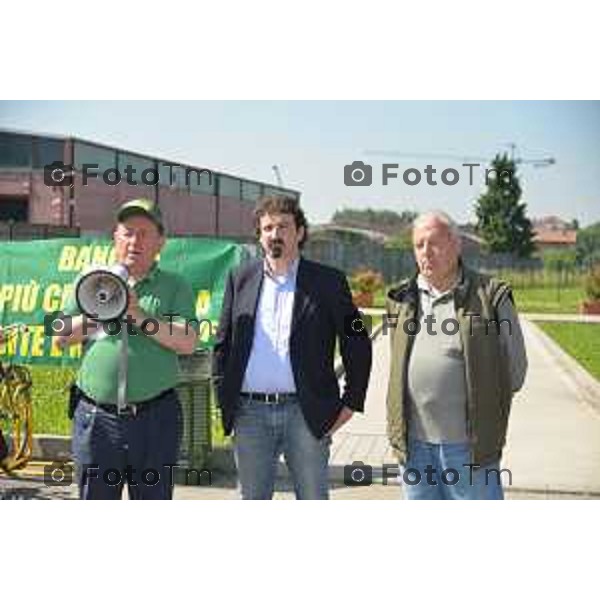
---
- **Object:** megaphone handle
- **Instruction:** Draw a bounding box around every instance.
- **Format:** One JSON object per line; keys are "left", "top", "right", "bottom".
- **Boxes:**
{"left": 117, "top": 325, "right": 128, "bottom": 412}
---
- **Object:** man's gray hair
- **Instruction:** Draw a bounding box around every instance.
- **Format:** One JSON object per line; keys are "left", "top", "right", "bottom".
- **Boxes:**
{"left": 412, "top": 211, "right": 460, "bottom": 240}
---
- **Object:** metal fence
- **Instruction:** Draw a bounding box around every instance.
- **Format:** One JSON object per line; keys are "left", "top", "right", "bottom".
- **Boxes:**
{"left": 303, "top": 238, "right": 591, "bottom": 285}
{"left": 176, "top": 350, "right": 214, "bottom": 479}
{"left": 304, "top": 239, "right": 415, "bottom": 283}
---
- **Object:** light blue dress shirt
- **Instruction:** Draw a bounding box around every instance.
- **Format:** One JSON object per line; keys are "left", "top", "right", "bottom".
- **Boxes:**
{"left": 241, "top": 259, "right": 299, "bottom": 393}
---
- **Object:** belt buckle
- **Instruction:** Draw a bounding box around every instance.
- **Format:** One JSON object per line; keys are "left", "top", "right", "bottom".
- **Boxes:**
{"left": 118, "top": 404, "right": 137, "bottom": 417}
{"left": 264, "top": 393, "right": 276, "bottom": 405}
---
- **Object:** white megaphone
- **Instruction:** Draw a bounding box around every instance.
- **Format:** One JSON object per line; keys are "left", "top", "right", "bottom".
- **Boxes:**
{"left": 75, "top": 263, "right": 130, "bottom": 321}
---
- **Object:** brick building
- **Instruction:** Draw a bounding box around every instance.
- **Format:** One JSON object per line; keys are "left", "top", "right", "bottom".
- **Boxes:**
{"left": 0, "top": 129, "right": 300, "bottom": 240}
{"left": 532, "top": 216, "right": 577, "bottom": 253}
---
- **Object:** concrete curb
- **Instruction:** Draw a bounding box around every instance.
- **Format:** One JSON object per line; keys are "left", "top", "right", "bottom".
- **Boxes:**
{"left": 30, "top": 433, "right": 237, "bottom": 470}
{"left": 523, "top": 313, "right": 600, "bottom": 323}
{"left": 31, "top": 435, "right": 71, "bottom": 461}
{"left": 526, "top": 318, "right": 600, "bottom": 415}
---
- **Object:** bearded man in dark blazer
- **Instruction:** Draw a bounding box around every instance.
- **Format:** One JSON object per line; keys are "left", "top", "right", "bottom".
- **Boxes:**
{"left": 213, "top": 195, "right": 372, "bottom": 500}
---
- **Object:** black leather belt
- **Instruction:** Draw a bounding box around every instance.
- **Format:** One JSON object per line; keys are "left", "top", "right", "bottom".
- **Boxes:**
{"left": 240, "top": 392, "right": 297, "bottom": 404}
{"left": 78, "top": 387, "right": 175, "bottom": 417}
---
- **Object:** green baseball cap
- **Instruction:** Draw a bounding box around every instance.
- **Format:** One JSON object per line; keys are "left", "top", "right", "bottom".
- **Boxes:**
{"left": 116, "top": 198, "right": 164, "bottom": 234}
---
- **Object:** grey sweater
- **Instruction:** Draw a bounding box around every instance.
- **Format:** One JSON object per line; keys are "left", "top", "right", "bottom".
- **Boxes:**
{"left": 407, "top": 278, "right": 527, "bottom": 443}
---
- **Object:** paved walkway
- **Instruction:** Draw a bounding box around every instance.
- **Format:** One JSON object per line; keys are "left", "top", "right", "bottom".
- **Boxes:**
{"left": 501, "top": 317, "right": 600, "bottom": 495}
{"left": 329, "top": 316, "right": 600, "bottom": 496}
{"left": 329, "top": 334, "right": 394, "bottom": 474}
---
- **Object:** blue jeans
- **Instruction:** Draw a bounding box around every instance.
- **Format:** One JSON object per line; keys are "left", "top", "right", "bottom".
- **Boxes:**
{"left": 72, "top": 390, "right": 181, "bottom": 500}
{"left": 233, "top": 396, "right": 331, "bottom": 500}
{"left": 400, "top": 439, "right": 505, "bottom": 500}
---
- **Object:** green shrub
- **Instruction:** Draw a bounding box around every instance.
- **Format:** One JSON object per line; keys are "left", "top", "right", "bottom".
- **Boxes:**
{"left": 350, "top": 269, "right": 384, "bottom": 294}
{"left": 584, "top": 264, "right": 600, "bottom": 300}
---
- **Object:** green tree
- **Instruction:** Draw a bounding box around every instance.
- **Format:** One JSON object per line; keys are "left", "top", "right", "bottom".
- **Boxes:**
{"left": 475, "top": 154, "right": 535, "bottom": 257}
{"left": 576, "top": 221, "right": 600, "bottom": 267}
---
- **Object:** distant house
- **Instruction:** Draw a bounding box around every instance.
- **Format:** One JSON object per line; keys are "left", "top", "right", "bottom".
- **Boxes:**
{"left": 309, "top": 223, "right": 390, "bottom": 245}
{"left": 532, "top": 216, "right": 577, "bottom": 253}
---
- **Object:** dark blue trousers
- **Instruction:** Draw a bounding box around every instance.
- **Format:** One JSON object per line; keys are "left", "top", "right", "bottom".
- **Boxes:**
{"left": 71, "top": 390, "right": 181, "bottom": 500}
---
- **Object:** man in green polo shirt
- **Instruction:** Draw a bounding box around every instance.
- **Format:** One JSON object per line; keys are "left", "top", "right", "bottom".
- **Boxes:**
{"left": 55, "top": 198, "right": 198, "bottom": 500}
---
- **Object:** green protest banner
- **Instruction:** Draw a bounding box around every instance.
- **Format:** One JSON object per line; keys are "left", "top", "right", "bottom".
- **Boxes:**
{"left": 0, "top": 237, "right": 244, "bottom": 364}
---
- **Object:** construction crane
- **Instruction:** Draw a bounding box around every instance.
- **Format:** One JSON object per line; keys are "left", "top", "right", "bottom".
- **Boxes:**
{"left": 272, "top": 165, "right": 284, "bottom": 187}
{"left": 365, "top": 143, "right": 555, "bottom": 168}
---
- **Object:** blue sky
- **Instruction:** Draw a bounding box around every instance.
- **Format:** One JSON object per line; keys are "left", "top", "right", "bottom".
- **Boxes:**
{"left": 1, "top": 100, "right": 598, "bottom": 226}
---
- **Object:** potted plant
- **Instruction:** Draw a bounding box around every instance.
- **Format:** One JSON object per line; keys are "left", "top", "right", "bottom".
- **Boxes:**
{"left": 350, "top": 269, "right": 384, "bottom": 308}
{"left": 580, "top": 264, "right": 600, "bottom": 315}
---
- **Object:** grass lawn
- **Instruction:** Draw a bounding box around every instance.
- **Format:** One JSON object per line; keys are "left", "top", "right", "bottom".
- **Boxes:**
{"left": 1, "top": 364, "right": 230, "bottom": 447}
{"left": 538, "top": 322, "right": 600, "bottom": 381}
{"left": 370, "top": 313, "right": 383, "bottom": 332}
{"left": 28, "top": 364, "right": 76, "bottom": 436}
{"left": 373, "top": 285, "right": 585, "bottom": 314}
{"left": 362, "top": 266, "right": 590, "bottom": 314}
{"left": 512, "top": 286, "right": 585, "bottom": 314}
{"left": 373, "top": 289, "right": 387, "bottom": 308}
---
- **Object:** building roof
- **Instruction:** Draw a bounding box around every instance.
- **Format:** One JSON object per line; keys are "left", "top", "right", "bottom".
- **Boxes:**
{"left": 312, "top": 224, "right": 485, "bottom": 247}
{"left": 458, "top": 229, "right": 484, "bottom": 246}
{"left": 311, "top": 224, "right": 390, "bottom": 243}
{"left": 532, "top": 215, "right": 578, "bottom": 245}
{"left": 0, "top": 127, "right": 300, "bottom": 198}
{"left": 534, "top": 229, "right": 577, "bottom": 245}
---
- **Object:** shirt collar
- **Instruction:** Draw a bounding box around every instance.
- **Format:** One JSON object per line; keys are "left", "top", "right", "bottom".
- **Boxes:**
{"left": 417, "top": 266, "right": 462, "bottom": 299}
{"left": 130, "top": 262, "right": 160, "bottom": 287}
{"left": 263, "top": 257, "right": 300, "bottom": 284}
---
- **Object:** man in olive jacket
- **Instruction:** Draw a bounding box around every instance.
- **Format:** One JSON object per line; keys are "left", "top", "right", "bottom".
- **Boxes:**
{"left": 385, "top": 211, "right": 527, "bottom": 500}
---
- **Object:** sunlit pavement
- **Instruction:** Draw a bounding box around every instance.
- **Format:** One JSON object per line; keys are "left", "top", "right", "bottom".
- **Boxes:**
{"left": 3, "top": 462, "right": 598, "bottom": 500}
